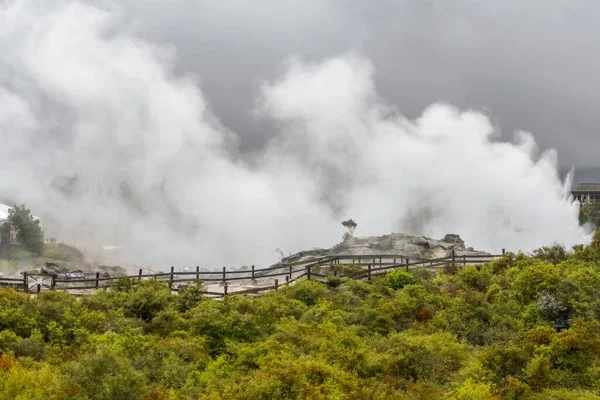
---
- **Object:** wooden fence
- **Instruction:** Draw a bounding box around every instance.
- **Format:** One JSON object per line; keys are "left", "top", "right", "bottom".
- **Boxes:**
{"left": 0, "top": 249, "right": 507, "bottom": 297}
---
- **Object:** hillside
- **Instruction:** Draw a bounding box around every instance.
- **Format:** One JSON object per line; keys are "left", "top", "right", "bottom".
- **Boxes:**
{"left": 0, "top": 243, "right": 126, "bottom": 278}
{"left": 0, "top": 234, "right": 599, "bottom": 398}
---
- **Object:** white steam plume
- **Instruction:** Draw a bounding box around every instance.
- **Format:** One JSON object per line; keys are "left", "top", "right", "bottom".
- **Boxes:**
{"left": 0, "top": 1, "right": 590, "bottom": 270}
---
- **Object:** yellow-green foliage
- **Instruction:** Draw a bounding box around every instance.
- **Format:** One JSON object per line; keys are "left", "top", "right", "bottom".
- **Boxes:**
{"left": 3, "top": 241, "right": 600, "bottom": 398}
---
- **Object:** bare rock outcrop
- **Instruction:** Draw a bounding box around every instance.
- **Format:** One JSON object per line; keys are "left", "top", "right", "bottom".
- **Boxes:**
{"left": 277, "top": 233, "right": 488, "bottom": 265}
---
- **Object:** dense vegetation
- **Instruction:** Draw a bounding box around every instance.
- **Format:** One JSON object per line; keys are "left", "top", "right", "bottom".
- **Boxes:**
{"left": 2, "top": 234, "right": 600, "bottom": 398}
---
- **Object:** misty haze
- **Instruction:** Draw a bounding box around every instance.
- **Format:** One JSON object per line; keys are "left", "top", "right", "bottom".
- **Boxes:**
{"left": 0, "top": 0, "right": 594, "bottom": 271}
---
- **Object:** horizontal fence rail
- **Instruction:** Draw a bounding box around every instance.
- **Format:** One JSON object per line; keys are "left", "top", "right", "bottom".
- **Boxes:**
{"left": 0, "top": 249, "right": 507, "bottom": 296}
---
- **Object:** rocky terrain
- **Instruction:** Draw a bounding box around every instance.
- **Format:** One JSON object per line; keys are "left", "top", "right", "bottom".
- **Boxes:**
{"left": 276, "top": 233, "right": 489, "bottom": 265}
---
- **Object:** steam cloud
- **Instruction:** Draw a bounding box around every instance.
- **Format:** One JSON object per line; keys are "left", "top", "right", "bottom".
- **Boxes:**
{"left": 0, "top": 1, "right": 590, "bottom": 270}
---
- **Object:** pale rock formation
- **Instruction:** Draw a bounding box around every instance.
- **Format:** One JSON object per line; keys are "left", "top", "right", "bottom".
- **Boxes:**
{"left": 277, "top": 233, "right": 489, "bottom": 265}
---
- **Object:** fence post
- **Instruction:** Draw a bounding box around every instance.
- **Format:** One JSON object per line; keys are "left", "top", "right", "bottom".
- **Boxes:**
{"left": 51, "top": 275, "right": 56, "bottom": 290}
{"left": 169, "top": 266, "right": 174, "bottom": 289}
{"left": 289, "top": 264, "right": 293, "bottom": 280}
{"left": 222, "top": 267, "right": 226, "bottom": 284}
{"left": 196, "top": 266, "right": 200, "bottom": 280}
{"left": 274, "top": 279, "right": 279, "bottom": 290}
{"left": 285, "top": 275, "right": 289, "bottom": 285}
{"left": 393, "top": 257, "right": 396, "bottom": 265}
{"left": 307, "top": 265, "right": 311, "bottom": 280}
{"left": 37, "top": 283, "right": 41, "bottom": 293}
{"left": 95, "top": 272, "right": 100, "bottom": 289}
{"left": 379, "top": 257, "right": 382, "bottom": 267}
{"left": 23, "top": 272, "right": 28, "bottom": 293}
{"left": 502, "top": 248, "right": 506, "bottom": 256}
{"left": 224, "top": 282, "right": 228, "bottom": 296}
{"left": 251, "top": 265, "right": 255, "bottom": 280}
{"left": 138, "top": 268, "right": 143, "bottom": 282}
{"left": 368, "top": 264, "right": 372, "bottom": 281}
{"left": 405, "top": 259, "right": 409, "bottom": 272}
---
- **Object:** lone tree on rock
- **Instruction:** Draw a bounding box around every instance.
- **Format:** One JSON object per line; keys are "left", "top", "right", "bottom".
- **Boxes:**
{"left": 6, "top": 204, "right": 44, "bottom": 255}
{"left": 342, "top": 219, "right": 357, "bottom": 240}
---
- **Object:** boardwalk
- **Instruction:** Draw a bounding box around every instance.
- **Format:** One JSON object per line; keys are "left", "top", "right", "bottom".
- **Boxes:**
{"left": 0, "top": 251, "right": 506, "bottom": 297}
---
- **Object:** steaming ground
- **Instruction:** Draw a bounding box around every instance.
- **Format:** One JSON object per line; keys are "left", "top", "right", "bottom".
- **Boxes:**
{"left": 0, "top": 1, "right": 590, "bottom": 270}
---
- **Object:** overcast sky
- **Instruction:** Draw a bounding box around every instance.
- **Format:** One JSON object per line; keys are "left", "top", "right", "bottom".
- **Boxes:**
{"left": 119, "top": 0, "right": 600, "bottom": 176}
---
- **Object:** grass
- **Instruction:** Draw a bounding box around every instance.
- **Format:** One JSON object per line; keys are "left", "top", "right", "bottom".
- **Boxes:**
{"left": 42, "top": 244, "right": 85, "bottom": 263}
{"left": 0, "top": 243, "right": 87, "bottom": 275}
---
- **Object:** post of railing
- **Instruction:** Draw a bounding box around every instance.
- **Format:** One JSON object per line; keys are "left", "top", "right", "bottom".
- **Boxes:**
{"left": 138, "top": 268, "right": 143, "bottom": 282}
{"left": 463, "top": 255, "right": 466, "bottom": 267}
{"left": 23, "top": 272, "right": 28, "bottom": 293}
{"left": 289, "top": 264, "right": 293, "bottom": 280}
{"left": 307, "top": 265, "right": 311, "bottom": 280}
{"left": 224, "top": 282, "right": 228, "bottom": 296}
{"left": 368, "top": 264, "right": 372, "bottom": 281}
{"left": 393, "top": 257, "right": 396, "bottom": 265}
{"left": 405, "top": 259, "right": 409, "bottom": 272}
{"left": 196, "top": 266, "right": 200, "bottom": 280}
{"left": 285, "top": 275, "right": 289, "bottom": 285}
{"left": 95, "top": 272, "right": 100, "bottom": 289}
{"left": 502, "top": 248, "right": 506, "bottom": 256}
{"left": 274, "top": 279, "right": 279, "bottom": 291}
{"left": 37, "top": 283, "right": 41, "bottom": 293}
{"left": 379, "top": 257, "right": 382, "bottom": 267}
{"left": 251, "top": 265, "right": 255, "bottom": 280}
{"left": 169, "top": 266, "right": 174, "bottom": 289}
{"left": 222, "top": 267, "right": 226, "bottom": 284}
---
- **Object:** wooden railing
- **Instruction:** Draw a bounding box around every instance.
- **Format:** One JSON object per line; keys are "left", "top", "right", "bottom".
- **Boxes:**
{"left": 0, "top": 250, "right": 507, "bottom": 296}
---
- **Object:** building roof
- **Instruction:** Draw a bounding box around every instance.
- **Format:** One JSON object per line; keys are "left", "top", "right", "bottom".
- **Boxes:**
{"left": 573, "top": 183, "right": 600, "bottom": 192}
{"left": 0, "top": 203, "right": 42, "bottom": 223}
{"left": 0, "top": 203, "right": 11, "bottom": 223}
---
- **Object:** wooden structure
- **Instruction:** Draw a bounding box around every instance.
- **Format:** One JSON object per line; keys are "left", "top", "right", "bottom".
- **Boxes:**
{"left": 0, "top": 250, "right": 506, "bottom": 297}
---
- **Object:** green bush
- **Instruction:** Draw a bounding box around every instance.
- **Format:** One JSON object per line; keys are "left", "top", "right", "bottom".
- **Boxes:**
{"left": 0, "top": 237, "right": 599, "bottom": 398}
{"left": 124, "top": 280, "right": 172, "bottom": 322}
{"left": 386, "top": 269, "right": 415, "bottom": 290}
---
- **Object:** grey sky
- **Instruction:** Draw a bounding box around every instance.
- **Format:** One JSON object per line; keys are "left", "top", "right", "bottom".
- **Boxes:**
{"left": 120, "top": 0, "right": 600, "bottom": 172}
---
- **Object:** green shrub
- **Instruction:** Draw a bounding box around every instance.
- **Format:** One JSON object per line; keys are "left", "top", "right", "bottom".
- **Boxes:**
{"left": 326, "top": 276, "right": 342, "bottom": 288}
{"left": 0, "top": 235, "right": 600, "bottom": 398}
{"left": 386, "top": 269, "right": 415, "bottom": 290}
{"left": 124, "top": 280, "right": 171, "bottom": 322}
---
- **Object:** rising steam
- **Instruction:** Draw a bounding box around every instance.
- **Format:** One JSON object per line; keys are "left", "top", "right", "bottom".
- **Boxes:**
{"left": 0, "top": 0, "right": 589, "bottom": 270}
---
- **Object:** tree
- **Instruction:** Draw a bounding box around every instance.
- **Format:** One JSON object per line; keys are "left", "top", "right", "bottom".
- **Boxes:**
{"left": 579, "top": 203, "right": 600, "bottom": 228}
{"left": 341, "top": 219, "right": 357, "bottom": 239}
{"left": 275, "top": 248, "right": 285, "bottom": 261}
{"left": 6, "top": 204, "right": 44, "bottom": 255}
